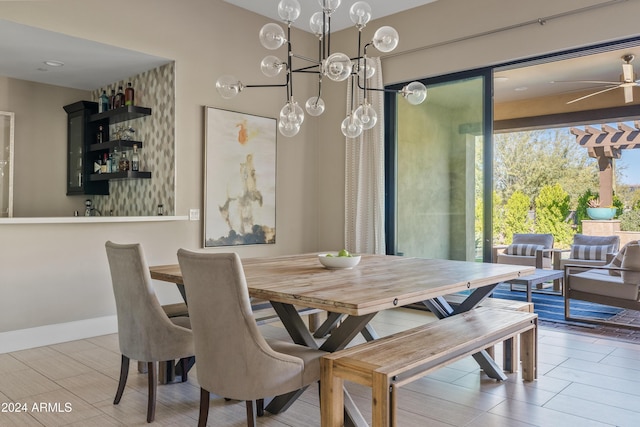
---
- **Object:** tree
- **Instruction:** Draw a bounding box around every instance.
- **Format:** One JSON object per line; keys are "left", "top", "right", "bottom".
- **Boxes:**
{"left": 534, "top": 184, "right": 575, "bottom": 248}
{"left": 503, "top": 191, "right": 532, "bottom": 243}
{"left": 494, "top": 129, "right": 598, "bottom": 206}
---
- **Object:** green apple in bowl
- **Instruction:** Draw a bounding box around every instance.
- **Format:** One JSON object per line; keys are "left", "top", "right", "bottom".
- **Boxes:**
{"left": 318, "top": 250, "right": 361, "bottom": 269}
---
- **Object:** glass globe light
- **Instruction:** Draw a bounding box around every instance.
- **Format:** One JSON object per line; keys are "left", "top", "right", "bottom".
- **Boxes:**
{"left": 259, "top": 23, "right": 286, "bottom": 50}
{"left": 305, "top": 96, "right": 325, "bottom": 116}
{"left": 372, "top": 26, "right": 399, "bottom": 52}
{"left": 341, "top": 114, "right": 363, "bottom": 138}
{"left": 323, "top": 53, "right": 352, "bottom": 82}
{"left": 402, "top": 81, "right": 428, "bottom": 105}
{"left": 349, "top": 1, "right": 372, "bottom": 28}
{"left": 279, "top": 120, "right": 300, "bottom": 137}
{"left": 354, "top": 102, "right": 378, "bottom": 130}
{"left": 309, "top": 12, "right": 328, "bottom": 37}
{"left": 280, "top": 100, "right": 305, "bottom": 126}
{"left": 260, "top": 55, "right": 285, "bottom": 77}
{"left": 356, "top": 56, "right": 376, "bottom": 79}
{"left": 318, "top": 0, "right": 341, "bottom": 14}
{"left": 215, "top": 75, "right": 244, "bottom": 99}
{"left": 278, "top": 0, "right": 301, "bottom": 23}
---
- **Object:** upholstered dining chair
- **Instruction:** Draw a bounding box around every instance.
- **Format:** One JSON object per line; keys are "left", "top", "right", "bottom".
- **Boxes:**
{"left": 105, "top": 241, "right": 194, "bottom": 423}
{"left": 176, "top": 249, "right": 327, "bottom": 427}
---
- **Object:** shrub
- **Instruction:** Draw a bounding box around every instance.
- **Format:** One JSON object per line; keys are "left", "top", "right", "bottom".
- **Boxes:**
{"left": 620, "top": 209, "right": 640, "bottom": 232}
{"left": 534, "top": 184, "right": 575, "bottom": 248}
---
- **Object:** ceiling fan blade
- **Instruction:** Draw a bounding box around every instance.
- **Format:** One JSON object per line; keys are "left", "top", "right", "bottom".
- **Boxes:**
{"left": 566, "top": 85, "right": 622, "bottom": 104}
{"left": 552, "top": 80, "right": 620, "bottom": 85}
{"left": 623, "top": 63, "right": 634, "bottom": 82}
{"left": 624, "top": 85, "right": 634, "bottom": 103}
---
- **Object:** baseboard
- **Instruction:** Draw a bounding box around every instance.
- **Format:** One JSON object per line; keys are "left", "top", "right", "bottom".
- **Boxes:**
{"left": 0, "top": 315, "right": 118, "bottom": 353}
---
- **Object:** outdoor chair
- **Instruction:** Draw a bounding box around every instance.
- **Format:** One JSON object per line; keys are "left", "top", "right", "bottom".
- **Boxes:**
{"left": 494, "top": 233, "right": 555, "bottom": 269}
{"left": 554, "top": 234, "right": 620, "bottom": 273}
{"left": 565, "top": 241, "right": 640, "bottom": 328}
{"left": 176, "top": 249, "right": 327, "bottom": 427}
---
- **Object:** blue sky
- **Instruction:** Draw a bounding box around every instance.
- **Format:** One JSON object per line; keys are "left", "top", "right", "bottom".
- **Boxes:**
{"left": 617, "top": 149, "right": 640, "bottom": 185}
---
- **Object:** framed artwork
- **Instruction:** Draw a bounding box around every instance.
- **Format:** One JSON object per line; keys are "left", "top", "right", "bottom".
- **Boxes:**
{"left": 204, "top": 107, "right": 276, "bottom": 247}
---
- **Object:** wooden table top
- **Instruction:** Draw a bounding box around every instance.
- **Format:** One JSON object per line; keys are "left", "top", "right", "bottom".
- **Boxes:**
{"left": 150, "top": 253, "right": 534, "bottom": 316}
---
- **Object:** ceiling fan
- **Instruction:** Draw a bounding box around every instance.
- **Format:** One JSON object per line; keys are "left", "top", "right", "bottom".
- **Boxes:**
{"left": 554, "top": 54, "right": 639, "bottom": 104}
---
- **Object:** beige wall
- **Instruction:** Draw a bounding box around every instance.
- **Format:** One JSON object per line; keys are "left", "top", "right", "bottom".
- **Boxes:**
{"left": 1, "top": 0, "right": 639, "bottom": 343}
{"left": 0, "top": 77, "right": 90, "bottom": 216}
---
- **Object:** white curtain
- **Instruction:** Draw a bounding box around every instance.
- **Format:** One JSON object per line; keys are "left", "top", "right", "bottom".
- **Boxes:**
{"left": 345, "top": 57, "right": 386, "bottom": 254}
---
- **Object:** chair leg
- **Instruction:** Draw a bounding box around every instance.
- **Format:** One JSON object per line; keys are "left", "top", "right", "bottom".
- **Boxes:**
{"left": 179, "top": 358, "right": 188, "bottom": 382}
{"left": 114, "top": 354, "right": 129, "bottom": 404}
{"left": 198, "top": 388, "right": 210, "bottom": 427}
{"left": 246, "top": 400, "right": 257, "bottom": 427}
{"left": 256, "top": 398, "right": 264, "bottom": 417}
{"left": 147, "top": 362, "right": 157, "bottom": 423}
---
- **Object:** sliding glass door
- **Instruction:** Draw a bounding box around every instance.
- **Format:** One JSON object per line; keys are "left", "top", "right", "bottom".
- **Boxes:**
{"left": 386, "top": 71, "right": 492, "bottom": 261}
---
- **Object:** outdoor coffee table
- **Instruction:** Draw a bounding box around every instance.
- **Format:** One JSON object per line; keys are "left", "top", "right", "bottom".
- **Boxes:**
{"left": 507, "top": 268, "right": 564, "bottom": 302}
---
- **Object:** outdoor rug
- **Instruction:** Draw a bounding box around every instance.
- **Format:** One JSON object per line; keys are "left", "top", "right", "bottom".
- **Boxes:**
{"left": 492, "top": 283, "right": 623, "bottom": 323}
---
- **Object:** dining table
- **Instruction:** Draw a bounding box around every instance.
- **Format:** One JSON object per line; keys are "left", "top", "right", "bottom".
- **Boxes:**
{"left": 150, "top": 253, "right": 533, "bottom": 426}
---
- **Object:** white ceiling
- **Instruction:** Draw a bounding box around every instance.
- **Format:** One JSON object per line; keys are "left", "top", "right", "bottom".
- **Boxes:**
{"left": 0, "top": 19, "right": 170, "bottom": 90}
{"left": 223, "top": 0, "right": 439, "bottom": 32}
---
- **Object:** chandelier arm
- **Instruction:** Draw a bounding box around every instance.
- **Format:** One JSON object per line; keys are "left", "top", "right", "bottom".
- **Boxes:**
{"left": 291, "top": 53, "right": 321, "bottom": 64}
{"left": 287, "top": 24, "right": 293, "bottom": 101}
{"left": 244, "top": 83, "right": 289, "bottom": 88}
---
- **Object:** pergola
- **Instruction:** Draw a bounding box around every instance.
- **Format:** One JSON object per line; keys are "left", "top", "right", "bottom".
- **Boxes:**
{"left": 571, "top": 122, "right": 640, "bottom": 206}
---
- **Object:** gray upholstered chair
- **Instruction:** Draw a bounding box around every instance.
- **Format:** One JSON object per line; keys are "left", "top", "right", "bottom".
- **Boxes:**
{"left": 176, "top": 249, "right": 327, "bottom": 427}
{"left": 495, "top": 233, "right": 555, "bottom": 268}
{"left": 105, "top": 241, "right": 194, "bottom": 423}
{"left": 554, "top": 234, "right": 620, "bottom": 272}
{"left": 565, "top": 241, "right": 640, "bottom": 327}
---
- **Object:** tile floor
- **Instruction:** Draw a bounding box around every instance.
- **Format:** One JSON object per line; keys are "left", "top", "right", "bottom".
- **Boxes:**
{"left": 1, "top": 308, "right": 639, "bottom": 426}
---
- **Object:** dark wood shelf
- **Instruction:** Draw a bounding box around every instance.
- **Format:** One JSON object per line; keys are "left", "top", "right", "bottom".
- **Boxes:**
{"left": 89, "top": 140, "right": 143, "bottom": 152}
{"left": 89, "top": 171, "right": 151, "bottom": 181}
{"left": 89, "top": 105, "right": 151, "bottom": 124}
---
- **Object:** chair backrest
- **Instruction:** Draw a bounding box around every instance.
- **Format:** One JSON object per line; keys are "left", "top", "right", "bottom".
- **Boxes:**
{"left": 177, "top": 249, "right": 305, "bottom": 400}
{"left": 512, "top": 233, "right": 554, "bottom": 249}
{"left": 105, "top": 241, "right": 189, "bottom": 362}
{"left": 573, "top": 234, "right": 620, "bottom": 253}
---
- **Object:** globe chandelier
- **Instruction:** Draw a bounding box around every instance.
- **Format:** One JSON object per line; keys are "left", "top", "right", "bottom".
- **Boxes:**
{"left": 216, "top": 0, "right": 427, "bottom": 138}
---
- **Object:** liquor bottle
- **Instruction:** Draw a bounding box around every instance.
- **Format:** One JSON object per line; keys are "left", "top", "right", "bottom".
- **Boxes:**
{"left": 108, "top": 153, "right": 115, "bottom": 173}
{"left": 100, "top": 153, "right": 108, "bottom": 173}
{"left": 114, "top": 86, "right": 125, "bottom": 108}
{"left": 125, "top": 82, "right": 135, "bottom": 106}
{"left": 119, "top": 151, "right": 130, "bottom": 172}
{"left": 109, "top": 89, "right": 116, "bottom": 110}
{"left": 131, "top": 144, "right": 140, "bottom": 171}
{"left": 98, "top": 90, "right": 109, "bottom": 113}
{"left": 104, "top": 153, "right": 111, "bottom": 173}
{"left": 97, "top": 125, "right": 104, "bottom": 144}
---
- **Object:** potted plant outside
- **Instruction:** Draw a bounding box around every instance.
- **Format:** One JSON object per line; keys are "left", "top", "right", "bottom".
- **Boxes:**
{"left": 586, "top": 198, "right": 617, "bottom": 220}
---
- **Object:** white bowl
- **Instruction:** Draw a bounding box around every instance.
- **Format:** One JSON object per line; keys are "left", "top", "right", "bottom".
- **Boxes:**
{"left": 318, "top": 253, "right": 361, "bottom": 269}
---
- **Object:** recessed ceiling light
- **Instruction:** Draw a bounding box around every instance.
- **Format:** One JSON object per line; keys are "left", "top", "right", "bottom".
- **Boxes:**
{"left": 514, "top": 86, "right": 528, "bottom": 91}
{"left": 494, "top": 76, "right": 509, "bottom": 82}
{"left": 36, "top": 67, "right": 48, "bottom": 72}
{"left": 43, "top": 60, "right": 64, "bottom": 67}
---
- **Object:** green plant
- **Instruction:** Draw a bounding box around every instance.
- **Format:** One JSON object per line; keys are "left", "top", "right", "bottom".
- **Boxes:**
{"left": 619, "top": 209, "right": 640, "bottom": 231}
{"left": 503, "top": 190, "right": 532, "bottom": 243}
{"left": 534, "top": 183, "right": 575, "bottom": 248}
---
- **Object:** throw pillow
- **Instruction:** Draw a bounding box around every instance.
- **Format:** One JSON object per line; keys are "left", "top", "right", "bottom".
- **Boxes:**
{"left": 505, "top": 243, "right": 543, "bottom": 257}
{"left": 621, "top": 244, "right": 640, "bottom": 285}
{"left": 570, "top": 244, "right": 612, "bottom": 261}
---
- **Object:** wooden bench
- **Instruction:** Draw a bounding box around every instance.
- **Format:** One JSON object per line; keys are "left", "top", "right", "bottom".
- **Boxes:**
{"left": 444, "top": 295, "right": 534, "bottom": 372}
{"left": 320, "top": 307, "right": 537, "bottom": 427}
